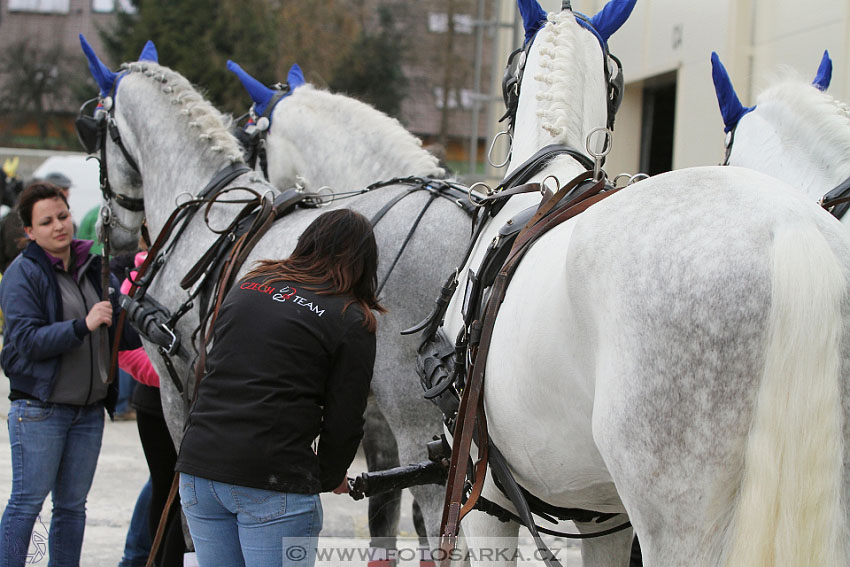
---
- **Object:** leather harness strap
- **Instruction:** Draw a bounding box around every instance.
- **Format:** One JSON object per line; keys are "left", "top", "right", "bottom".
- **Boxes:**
{"left": 439, "top": 171, "right": 624, "bottom": 565}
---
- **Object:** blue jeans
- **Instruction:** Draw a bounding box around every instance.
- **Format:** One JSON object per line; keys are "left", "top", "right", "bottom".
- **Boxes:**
{"left": 118, "top": 477, "right": 153, "bottom": 567}
{"left": 179, "top": 473, "right": 322, "bottom": 567}
{"left": 115, "top": 369, "right": 136, "bottom": 415}
{"left": 1, "top": 400, "right": 104, "bottom": 567}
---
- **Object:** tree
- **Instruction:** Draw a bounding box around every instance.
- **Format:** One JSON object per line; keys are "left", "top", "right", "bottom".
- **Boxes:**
{"left": 100, "top": 0, "right": 282, "bottom": 115}
{"left": 0, "top": 40, "right": 84, "bottom": 143}
{"left": 99, "top": 0, "right": 368, "bottom": 115}
{"left": 329, "top": 5, "right": 408, "bottom": 117}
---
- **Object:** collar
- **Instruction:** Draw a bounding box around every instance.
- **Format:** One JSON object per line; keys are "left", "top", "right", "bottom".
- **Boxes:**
{"left": 46, "top": 239, "right": 95, "bottom": 276}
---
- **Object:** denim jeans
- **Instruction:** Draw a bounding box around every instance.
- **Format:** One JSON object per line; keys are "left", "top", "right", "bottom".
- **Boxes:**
{"left": 118, "top": 477, "right": 153, "bottom": 567}
{"left": 1, "top": 399, "right": 104, "bottom": 567}
{"left": 115, "top": 369, "right": 136, "bottom": 415}
{"left": 179, "top": 473, "right": 322, "bottom": 567}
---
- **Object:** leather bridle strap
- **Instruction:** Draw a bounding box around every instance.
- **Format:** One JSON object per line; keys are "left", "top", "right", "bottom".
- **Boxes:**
{"left": 439, "top": 173, "right": 623, "bottom": 566}
{"left": 820, "top": 174, "right": 850, "bottom": 220}
{"left": 107, "top": 195, "right": 215, "bottom": 397}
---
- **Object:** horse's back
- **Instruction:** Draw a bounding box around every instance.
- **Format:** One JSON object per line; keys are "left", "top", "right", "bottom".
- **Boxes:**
{"left": 487, "top": 165, "right": 850, "bottom": 563}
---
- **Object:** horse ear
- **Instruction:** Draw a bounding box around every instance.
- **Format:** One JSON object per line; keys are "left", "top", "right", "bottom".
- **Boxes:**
{"left": 812, "top": 50, "right": 832, "bottom": 92}
{"left": 517, "top": 0, "right": 548, "bottom": 44}
{"left": 79, "top": 34, "right": 118, "bottom": 97}
{"left": 226, "top": 60, "right": 277, "bottom": 110}
{"left": 711, "top": 52, "right": 754, "bottom": 133}
{"left": 287, "top": 63, "right": 305, "bottom": 91}
{"left": 138, "top": 40, "right": 158, "bottom": 63}
{"left": 589, "top": 0, "right": 637, "bottom": 42}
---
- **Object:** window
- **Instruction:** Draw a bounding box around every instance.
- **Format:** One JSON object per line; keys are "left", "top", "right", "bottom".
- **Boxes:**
{"left": 428, "top": 13, "right": 474, "bottom": 34}
{"left": 92, "top": 0, "right": 136, "bottom": 13}
{"left": 8, "top": 0, "right": 70, "bottom": 13}
{"left": 434, "top": 87, "right": 475, "bottom": 110}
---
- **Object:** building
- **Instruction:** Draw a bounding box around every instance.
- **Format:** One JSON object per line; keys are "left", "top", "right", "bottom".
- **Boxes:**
{"left": 583, "top": 0, "right": 850, "bottom": 178}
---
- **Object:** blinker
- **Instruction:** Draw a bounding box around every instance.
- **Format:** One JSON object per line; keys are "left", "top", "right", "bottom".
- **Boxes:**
{"left": 75, "top": 97, "right": 107, "bottom": 155}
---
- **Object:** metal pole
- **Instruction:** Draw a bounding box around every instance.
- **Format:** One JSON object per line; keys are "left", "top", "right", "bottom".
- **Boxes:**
{"left": 468, "top": 0, "right": 487, "bottom": 178}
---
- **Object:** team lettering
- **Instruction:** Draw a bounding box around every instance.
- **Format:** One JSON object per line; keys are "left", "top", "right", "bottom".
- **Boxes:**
{"left": 240, "top": 281, "right": 275, "bottom": 295}
{"left": 268, "top": 285, "right": 324, "bottom": 316}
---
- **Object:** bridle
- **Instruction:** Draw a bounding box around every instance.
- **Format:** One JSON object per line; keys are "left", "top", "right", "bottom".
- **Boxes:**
{"left": 499, "top": 11, "right": 624, "bottom": 142}
{"left": 76, "top": 94, "right": 146, "bottom": 238}
{"left": 234, "top": 82, "right": 293, "bottom": 178}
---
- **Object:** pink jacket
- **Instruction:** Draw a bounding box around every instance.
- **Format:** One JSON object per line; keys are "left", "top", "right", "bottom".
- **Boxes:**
{"left": 118, "top": 252, "right": 159, "bottom": 387}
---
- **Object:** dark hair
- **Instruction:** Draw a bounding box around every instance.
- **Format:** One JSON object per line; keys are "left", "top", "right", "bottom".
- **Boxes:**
{"left": 17, "top": 182, "right": 70, "bottom": 227}
{"left": 243, "top": 209, "right": 386, "bottom": 332}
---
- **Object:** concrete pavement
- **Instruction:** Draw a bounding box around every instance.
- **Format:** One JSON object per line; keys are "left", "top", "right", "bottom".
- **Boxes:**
{"left": 0, "top": 369, "right": 583, "bottom": 566}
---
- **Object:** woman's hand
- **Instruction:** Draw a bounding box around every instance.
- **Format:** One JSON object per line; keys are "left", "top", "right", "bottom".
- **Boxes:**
{"left": 332, "top": 476, "right": 350, "bottom": 495}
{"left": 85, "top": 301, "right": 113, "bottom": 331}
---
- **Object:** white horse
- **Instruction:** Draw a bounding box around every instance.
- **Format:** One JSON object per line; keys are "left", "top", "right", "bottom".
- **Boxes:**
{"left": 711, "top": 50, "right": 850, "bottom": 224}
{"left": 226, "top": 58, "right": 477, "bottom": 551}
{"left": 78, "top": 36, "right": 470, "bottom": 548}
{"left": 435, "top": 1, "right": 850, "bottom": 566}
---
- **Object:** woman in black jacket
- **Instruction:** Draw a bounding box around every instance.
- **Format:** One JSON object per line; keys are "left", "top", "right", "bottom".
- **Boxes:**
{"left": 176, "top": 209, "right": 384, "bottom": 567}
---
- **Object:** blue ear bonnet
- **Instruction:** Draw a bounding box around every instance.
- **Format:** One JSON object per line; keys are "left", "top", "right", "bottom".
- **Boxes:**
{"left": 710, "top": 52, "right": 755, "bottom": 133}
{"left": 80, "top": 35, "right": 159, "bottom": 99}
{"left": 813, "top": 50, "right": 832, "bottom": 91}
{"left": 518, "top": 0, "right": 548, "bottom": 44}
{"left": 227, "top": 61, "right": 304, "bottom": 125}
{"left": 586, "top": 0, "right": 636, "bottom": 44}
{"left": 518, "top": 0, "right": 635, "bottom": 50}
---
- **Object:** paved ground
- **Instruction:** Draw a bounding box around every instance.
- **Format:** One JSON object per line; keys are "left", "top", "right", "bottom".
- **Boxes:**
{"left": 0, "top": 368, "right": 583, "bottom": 566}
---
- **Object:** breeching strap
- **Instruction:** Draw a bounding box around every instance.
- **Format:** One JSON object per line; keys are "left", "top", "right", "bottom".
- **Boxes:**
{"left": 438, "top": 170, "right": 623, "bottom": 566}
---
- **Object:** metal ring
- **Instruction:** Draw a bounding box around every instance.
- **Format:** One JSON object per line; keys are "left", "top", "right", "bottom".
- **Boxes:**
{"left": 309, "top": 186, "right": 334, "bottom": 206}
{"left": 629, "top": 173, "right": 649, "bottom": 185}
{"left": 541, "top": 175, "right": 560, "bottom": 195}
{"left": 612, "top": 173, "right": 632, "bottom": 188}
{"left": 487, "top": 130, "right": 513, "bottom": 169}
{"left": 175, "top": 192, "right": 194, "bottom": 207}
{"left": 467, "top": 182, "right": 491, "bottom": 207}
{"left": 585, "top": 127, "right": 613, "bottom": 158}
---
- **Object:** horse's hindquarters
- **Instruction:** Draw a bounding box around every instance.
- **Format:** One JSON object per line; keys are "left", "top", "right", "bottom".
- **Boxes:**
{"left": 556, "top": 166, "right": 850, "bottom": 565}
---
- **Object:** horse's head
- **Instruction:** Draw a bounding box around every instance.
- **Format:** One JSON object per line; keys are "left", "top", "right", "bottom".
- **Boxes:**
{"left": 77, "top": 36, "right": 157, "bottom": 252}
{"left": 228, "top": 60, "right": 444, "bottom": 192}
{"left": 508, "top": 0, "right": 635, "bottom": 172}
{"left": 711, "top": 51, "right": 850, "bottom": 204}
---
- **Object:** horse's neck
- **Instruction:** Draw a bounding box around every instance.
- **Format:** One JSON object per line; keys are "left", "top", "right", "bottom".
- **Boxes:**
{"left": 507, "top": 13, "right": 608, "bottom": 173}
{"left": 731, "top": 93, "right": 850, "bottom": 203}
{"left": 267, "top": 87, "right": 441, "bottom": 192}
{"left": 116, "top": 78, "right": 242, "bottom": 240}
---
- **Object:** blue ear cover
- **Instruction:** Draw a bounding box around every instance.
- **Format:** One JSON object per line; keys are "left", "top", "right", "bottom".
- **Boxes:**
{"left": 227, "top": 60, "right": 278, "bottom": 117}
{"left": 287, "top": 63, "right": 305, "bottom": 90}
{"left": 80, "top": 34, "right": 117, "bottom": 98}
{"left": 812, "top": 50, "right": 832, "bottom": 91}
{"left": 710, "top": 52, "right": 755, "bottom": 133}
{"left": 588, "top": 0, "right": 637, "bottom": 42}
{"left": 517, "top": 0, "right": 548, "bottom": 44}
{"left": 138, "top": 40, "right": 158, "bottom": 63}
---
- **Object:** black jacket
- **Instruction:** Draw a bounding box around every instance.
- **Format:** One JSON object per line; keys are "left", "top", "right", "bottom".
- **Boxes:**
{"left": 176, "top": 277, "right": 376, "bottom": 493}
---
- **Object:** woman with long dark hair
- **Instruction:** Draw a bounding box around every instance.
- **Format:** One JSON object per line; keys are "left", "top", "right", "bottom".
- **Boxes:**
{"left": 176, "top": 209, "right": 384, "bottom": 566}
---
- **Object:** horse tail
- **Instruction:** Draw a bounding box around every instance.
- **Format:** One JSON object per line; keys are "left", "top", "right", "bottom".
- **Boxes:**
{"left": 721, "top": 224, "right": 848, "bottom": 567}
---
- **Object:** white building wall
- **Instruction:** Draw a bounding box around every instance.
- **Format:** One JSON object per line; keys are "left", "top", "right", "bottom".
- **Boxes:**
{"left": 490, "top": 0, "right": 850, "bottom": 178}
